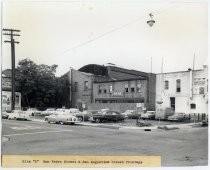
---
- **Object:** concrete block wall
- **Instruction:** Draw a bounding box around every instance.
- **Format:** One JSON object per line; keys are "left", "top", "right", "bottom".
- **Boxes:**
{"left": 87, "top": 103, "right": 138, "bottom": 113}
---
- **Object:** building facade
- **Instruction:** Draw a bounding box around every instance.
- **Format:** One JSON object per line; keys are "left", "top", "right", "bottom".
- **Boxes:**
{"left": 2, "top": 71, "right": 21, "bottom": 111}
{"left": 93, "top": 78, "right": 147, "bottom": 103}
{"left": 156, "top": 65, "right": 208, "bottom": 114}
{"left": 79, "top": 64, "right": 156, "bottom": 111}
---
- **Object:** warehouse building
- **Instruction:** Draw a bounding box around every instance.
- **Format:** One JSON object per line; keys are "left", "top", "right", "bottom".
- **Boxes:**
{"left": 64, "top": 63, "right": 156, "bottom": 111}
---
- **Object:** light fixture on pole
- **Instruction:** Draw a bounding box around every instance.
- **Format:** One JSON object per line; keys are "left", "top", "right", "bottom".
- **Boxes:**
{"left": 147, "top": 13, "right": 155, "bottom": 27}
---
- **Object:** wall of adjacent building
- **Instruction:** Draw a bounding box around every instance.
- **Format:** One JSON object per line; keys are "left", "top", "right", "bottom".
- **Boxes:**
{"left": 70, "top": 69, "right": 94, "bottom": 109}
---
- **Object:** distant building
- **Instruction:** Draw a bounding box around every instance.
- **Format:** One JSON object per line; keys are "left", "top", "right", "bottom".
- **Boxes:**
{"left": 156, "top": 65, "right": 208, "bottom": 114}
{"left": 63, "top": 64, "right": 156, "bottom": 111}
{"left": 2, "top": 69, "right": 21, "bottom": 111}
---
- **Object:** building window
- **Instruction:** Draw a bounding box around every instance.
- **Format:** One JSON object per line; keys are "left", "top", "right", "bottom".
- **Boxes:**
{"left": 165, "top": 80, "right": 169, "bottom": 90}
{"left": 104, "top": 89, "right": 107, "bottom": 93}
{"left": 176, "top": 79, "right": 181, "bottom": 92}
{"left": 190, "top": 103, "right": 196, "bottom": 109}
{"left": 199, "top": 87, "right": 204, "bottom": 94}
{"left": 74, "top": 82, "right": 78, "bottom": 92}
{"left": 131, "top": 87, "right": 135, "bottom": 93}
{"left": 98, "top": 85, "right": 102, "bottom": 93}
{"left": 109, "top": 85, "right": 113, "bottom": 93}
{"left": 125, "top": 84, "right": 129, "bottom": 93}
{"left": 84, "top": 81, "right": 88, "bottom": 91}
{"left": 137, "top": 82, "right": 141, "bottom": 92}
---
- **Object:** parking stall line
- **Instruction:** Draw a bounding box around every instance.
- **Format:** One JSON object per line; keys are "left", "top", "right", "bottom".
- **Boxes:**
{"left": 4, "top": 129, "right": 73, "bottom": 137}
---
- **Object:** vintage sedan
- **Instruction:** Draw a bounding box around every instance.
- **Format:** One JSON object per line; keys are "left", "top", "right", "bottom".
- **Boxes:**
{"left": 8, "top": 110, "right": 31, "bottom": 120}
{"left": 167, "top": 113, "right": 188, "bottom": 122}
{"left": 89, "top": 110, "right": 125, "bottom": 123}
{"left": 121, "top": 110, "right": 141, "bottom": 119}
{"left": 44, "top": 113, "right": 79, "bottom": 125}
{"left": 2, "top": 111, "right": 9, "bottom": 119}
{"left": 141, "top": 111, "right": 156, "bottom": 120}
{"left": 76, "top": 110, "right": 101, "bottom": 121}
{"left": 41, "top": 108, "right": 55, "bottom": 116}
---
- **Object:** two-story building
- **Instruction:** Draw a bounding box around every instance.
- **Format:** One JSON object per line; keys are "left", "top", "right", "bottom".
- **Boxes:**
{"left": 156, "top": 65, "right": 208, "bottom": 114}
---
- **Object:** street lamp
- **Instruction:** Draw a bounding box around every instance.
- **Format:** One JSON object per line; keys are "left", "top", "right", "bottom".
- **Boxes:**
{"left": 147, "top": 13, "right": 155, "bottom": 27}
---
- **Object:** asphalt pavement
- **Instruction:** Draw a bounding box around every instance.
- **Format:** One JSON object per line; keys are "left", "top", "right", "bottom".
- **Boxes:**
{"left": 1, "top": 119, "right": 208, "bottom": 167}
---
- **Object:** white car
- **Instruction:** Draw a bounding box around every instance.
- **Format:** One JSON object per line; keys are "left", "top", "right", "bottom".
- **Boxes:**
{"left": 45, "top": 113, "right": 79, "bottom": 125}
{"left": 41, "top": 108, "right": 55, "bottom": 116}
{"left": 8, "top": 110, "right": 31, "bottom": 120}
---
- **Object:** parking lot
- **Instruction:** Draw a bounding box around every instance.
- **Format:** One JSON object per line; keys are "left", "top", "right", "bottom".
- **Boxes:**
{"left": 2, "top": 118, "right": 208, "bottom": 167}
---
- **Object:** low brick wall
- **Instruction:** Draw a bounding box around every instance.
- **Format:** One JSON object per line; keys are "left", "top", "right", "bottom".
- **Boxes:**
{"left": 87, "top": 103, "right": 139, "bottom": 112}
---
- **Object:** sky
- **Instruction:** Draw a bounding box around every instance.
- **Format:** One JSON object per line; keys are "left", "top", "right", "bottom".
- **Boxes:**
{"left": 1, "top": 0, "right": 208, "bottom": 77}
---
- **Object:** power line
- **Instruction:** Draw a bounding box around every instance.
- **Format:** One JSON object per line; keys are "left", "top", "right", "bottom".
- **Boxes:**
{"left": 54, "top": 3, "right": 181, "bottom": 58}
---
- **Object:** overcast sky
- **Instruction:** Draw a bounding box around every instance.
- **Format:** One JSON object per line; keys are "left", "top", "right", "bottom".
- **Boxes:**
{"left": 1, "top": 0, "right": 208, "bottom": 76}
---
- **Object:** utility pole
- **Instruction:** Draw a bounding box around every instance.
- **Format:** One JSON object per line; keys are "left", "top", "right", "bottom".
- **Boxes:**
{"left": 3, "top": 28, "right": 21, "bottom": 111}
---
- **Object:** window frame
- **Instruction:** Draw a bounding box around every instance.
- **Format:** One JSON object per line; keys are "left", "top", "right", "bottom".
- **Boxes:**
{"left": 176, "top": 79, "right": 181, "bottom": 92}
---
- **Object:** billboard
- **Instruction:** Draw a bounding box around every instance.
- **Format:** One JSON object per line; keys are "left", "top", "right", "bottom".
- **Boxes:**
{"left": 2, "top": 91, "right": 21, "bottom": 111}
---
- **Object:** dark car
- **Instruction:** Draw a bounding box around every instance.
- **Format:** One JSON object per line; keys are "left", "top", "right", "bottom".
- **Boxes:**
{"left": 167, "top": 113, "right": 188, "bottom": 122}
{"left": 76, "top": 110, "right": 101, "bottom": 121}
{"left": 89, "top": 110, "right": 125, "bottom": 123}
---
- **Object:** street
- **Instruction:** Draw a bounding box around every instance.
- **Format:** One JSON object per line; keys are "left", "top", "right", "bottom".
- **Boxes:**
{"left": 2, "top": 119, "right": 208, "bottom": 167}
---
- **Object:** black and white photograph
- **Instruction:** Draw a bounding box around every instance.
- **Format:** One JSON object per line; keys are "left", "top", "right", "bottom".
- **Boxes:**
{"left": 1, "top": 0, "right": 208, "bottom": 168}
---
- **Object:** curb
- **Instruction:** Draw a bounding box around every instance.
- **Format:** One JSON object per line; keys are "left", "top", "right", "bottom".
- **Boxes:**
{"left": 31, "top": 119, "right": 201, "bottom": 131}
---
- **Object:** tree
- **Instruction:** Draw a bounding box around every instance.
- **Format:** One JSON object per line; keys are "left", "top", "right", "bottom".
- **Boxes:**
{"left": 17, "top": 58, "right": 58, "bottom": 109}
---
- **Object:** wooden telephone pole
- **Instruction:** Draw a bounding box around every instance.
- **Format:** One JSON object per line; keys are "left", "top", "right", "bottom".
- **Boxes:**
{"left": 3, "top": 28, "right": 21, "bottom": 111}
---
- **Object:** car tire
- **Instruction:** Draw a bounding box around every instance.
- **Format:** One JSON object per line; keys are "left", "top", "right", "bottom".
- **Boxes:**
{"left": 78, "top": 117, "right": 83, "bottom": 122}
{"left": 59, "top": 121, "right": 64, "bottom": 125}
{"left": 45, "top": 118, "right": 50, "bottom": 123}
{"left": 95, "top": 118, "right": 100, "bottom": 123}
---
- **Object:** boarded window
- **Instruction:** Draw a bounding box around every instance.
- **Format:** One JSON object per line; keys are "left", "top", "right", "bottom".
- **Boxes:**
{"left": 109, "top": 85, "right": 113, "bottom": 93}
{"left": 137, "top": 82, "right": 141, "bottom": 92}
{"left": 98, "top": 85, "right": 102, "bottom": 93}
{"left": 84, "top": 81, "right": 88, "bottom": 91}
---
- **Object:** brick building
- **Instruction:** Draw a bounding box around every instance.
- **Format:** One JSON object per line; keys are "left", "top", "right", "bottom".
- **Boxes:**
{"left": 79, "top": 64, "right": 156, "bottom": 111}
{"left": 62, "top": 64, "right": 156, "bottom": 111}
{"left": 156, "top": 65, "right": 208, "bottom": 114}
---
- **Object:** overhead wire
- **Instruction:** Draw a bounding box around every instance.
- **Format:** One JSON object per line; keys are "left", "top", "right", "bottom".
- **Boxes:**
{"left": 53, "top": 3, "right": 182, "bottom": 58}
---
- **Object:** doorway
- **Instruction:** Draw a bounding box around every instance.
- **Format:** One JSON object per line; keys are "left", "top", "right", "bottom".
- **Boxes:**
{"left": 170, "top": 97, "right": 175, "bottom": 110}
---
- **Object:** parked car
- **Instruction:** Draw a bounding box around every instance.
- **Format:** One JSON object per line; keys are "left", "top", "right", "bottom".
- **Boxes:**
{"left": 8, "top": 110, "right": 31, "bottom": 120}
{"left": 26, "top": 108, "right": 42, "bottom": 116}
{"left": 167, "top": 113, "right": 188, "bottom": 122}
{"left": 76, "top": 110, "right": 101, "bottom": 121}
{"left": 89, "top": 110, "right": 125, "bottom": 123}
{"left": 45, "top": 113, "right": 79, "bottom": 125}
{"left": 2, "top": 111, "right": 9, "bottom": 119}
{"left": 121, "top": 110, "right": 141, "bottom": 119}
{"left": 141, "top": 111, "right": 155, "bottom": 120}
{"left": 155, "top": 107, "right": 174, "bottom": 120}
{"left": 41, "top": 108, "right": 55, "bottom": 116}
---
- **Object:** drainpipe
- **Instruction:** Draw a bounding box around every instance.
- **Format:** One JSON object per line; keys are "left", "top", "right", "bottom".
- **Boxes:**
{"left": 189, "top": 68, "right": 193, "bottom": 100}
{"left": 69, "top": 67, "right": 72, "bottom": 108}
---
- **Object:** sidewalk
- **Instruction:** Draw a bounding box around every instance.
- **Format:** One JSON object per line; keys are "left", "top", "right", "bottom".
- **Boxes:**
{"left": 31, "top": 118, "right": 203, "bottom": 131}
